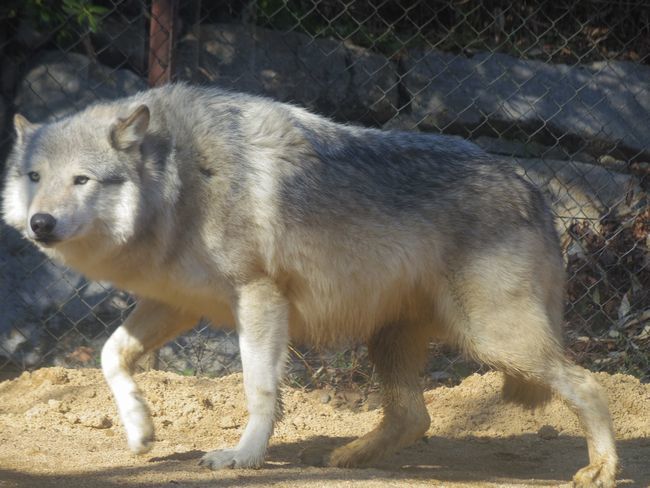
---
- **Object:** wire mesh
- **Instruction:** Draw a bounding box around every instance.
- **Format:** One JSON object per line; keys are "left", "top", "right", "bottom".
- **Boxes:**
{"left": 0, "top": 0, "right": 647, "bottom": 386}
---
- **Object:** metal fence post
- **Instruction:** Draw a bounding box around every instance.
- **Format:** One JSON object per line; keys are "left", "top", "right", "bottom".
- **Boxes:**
{"left": 141, "top": 0, "right": 179, "bottom": 370}
{"left": 148, "top": 0, "right": 178, "bottom": 87}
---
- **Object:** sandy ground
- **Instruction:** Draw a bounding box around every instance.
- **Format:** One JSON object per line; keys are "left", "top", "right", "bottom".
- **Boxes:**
{"left": 0, "top": 368, "right": 648, "bottom": 487}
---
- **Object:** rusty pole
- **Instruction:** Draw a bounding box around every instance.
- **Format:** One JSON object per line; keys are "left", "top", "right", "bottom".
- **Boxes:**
{"left": 148, "top": 0, "right": 178, "bottom": 87}
{"left": 143, "top": 0, "right": 179, "bottom": 370}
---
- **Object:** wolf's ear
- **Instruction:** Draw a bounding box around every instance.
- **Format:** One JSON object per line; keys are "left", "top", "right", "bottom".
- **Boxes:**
{"left": 109, "top": 104, "right": 150, "bottom": 151}
{"left": 14, "top": 113, "right": 37, "bottom": 145}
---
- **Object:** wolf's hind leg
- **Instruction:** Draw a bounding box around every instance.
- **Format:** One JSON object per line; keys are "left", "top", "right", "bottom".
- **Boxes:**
{"left": 101, "top": 299, "right": 198, "bottom": 454}
{"left": 458, "top": 296, "right": 617, "bottom": 488}
{"left": 500, "top": 362, "right": 616, "bottom": 487}
{"left": 550, "top": 362, "right": 617, "bottom": 488}
{"left": 303, "top": 322, "right": 430, "bottom": 468}
{"left": 200, "top": 279, "right": 288, "bottom": 470}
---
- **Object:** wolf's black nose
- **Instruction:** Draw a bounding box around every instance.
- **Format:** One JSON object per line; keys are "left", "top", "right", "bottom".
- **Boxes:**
{"left": 30, "top": 213, "right": 57, "bottom": 238}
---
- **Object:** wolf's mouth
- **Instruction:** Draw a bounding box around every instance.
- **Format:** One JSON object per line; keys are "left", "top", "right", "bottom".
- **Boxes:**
{"left": 33, "top": 236, "right": 60, "bottom": 247}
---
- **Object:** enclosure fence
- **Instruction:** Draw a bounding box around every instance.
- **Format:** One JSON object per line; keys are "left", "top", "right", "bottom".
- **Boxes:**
{"left": 0, "top": 0, "right": 648, "bottom": 386}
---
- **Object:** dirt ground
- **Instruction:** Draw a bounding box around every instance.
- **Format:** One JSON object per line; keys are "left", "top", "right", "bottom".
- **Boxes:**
{"left": 0, "top": 368, "right": 648, "bottom": 487}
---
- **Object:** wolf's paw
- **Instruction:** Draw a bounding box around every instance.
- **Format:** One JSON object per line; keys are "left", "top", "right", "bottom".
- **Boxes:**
{"left": 300, "top": 436, "right": 387, "bottom": 468}
{"left": 126, "top": 423, "right": 154, "bottom": 454}
{"left": 300, "top": 440, "right": 379, "bottom": 468}
{"left": 123, "top": 403, "right": 155, "bottom": 454}
{"left": 199, "top": 448, "right": 264, "bottom": 470}
{"left": 327, "top": 439, "right": 379, "bottom": 468}
{"left": 572, "top": 461, "right": 617, "bottom": 488}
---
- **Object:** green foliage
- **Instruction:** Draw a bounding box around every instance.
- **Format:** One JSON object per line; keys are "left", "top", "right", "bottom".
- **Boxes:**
{"left": 1, "top": 0, "right": 109, "bottom": 44}
{"left": 62, "top": 0, "right": 109, "bottom": 34}
{"left": 179, "top": 367, "right": 197, "bottom": 377}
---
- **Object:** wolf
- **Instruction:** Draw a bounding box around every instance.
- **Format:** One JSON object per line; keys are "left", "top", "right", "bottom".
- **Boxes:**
{"left": 3, "top": 83, "right": 617, "bottom": 487}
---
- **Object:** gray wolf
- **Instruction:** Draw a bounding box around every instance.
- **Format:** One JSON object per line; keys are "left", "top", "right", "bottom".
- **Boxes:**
{"left": 2, "top": 83, "right": 617, "bottom": 487}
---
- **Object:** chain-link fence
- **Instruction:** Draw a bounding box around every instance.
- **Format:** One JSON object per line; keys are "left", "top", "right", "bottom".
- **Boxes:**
{"left": 0, "top": 1, "right": 648, "bottom": 387}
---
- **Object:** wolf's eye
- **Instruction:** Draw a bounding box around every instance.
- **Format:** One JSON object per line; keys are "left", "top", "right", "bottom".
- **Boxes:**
{"left": 73, "top": 175, "right": 89, "bottom": 185}
{"left": 28, "top": 171, "right": 40, "bottom": 182}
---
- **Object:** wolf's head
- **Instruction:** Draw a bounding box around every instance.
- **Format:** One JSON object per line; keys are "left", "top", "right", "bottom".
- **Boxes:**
{"left": 2, "top": 104, "right": 153, "bottom": 254}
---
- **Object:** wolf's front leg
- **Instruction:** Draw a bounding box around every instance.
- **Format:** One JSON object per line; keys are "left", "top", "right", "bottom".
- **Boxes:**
{"left": 101, "top": 299, "right": 198, "bottom": 454}
{"left": 200, "top": 279, "right": 288, "bottom": 469}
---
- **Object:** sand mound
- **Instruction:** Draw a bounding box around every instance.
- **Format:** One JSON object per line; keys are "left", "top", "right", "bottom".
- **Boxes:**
{"left": 0, "top": 368, "right": 648, "bottom": 487}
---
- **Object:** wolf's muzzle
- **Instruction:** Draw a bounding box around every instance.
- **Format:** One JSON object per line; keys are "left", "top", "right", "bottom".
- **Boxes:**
{"left": 30, "top": 213, "right": 57, "bottom": 241}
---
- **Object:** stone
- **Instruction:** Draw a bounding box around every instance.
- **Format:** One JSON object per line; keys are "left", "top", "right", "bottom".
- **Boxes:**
{"left": 403, "top": 50, "right": 650, "bottom": 162}
{"left": 510, "top": 156, "right": 644, "bottom": 236}
{"left": 14, "top": 50, "right": 146, "bottom": 123}
{"left": 537, "top": 424, "right": 559, "bottom": 440}
{"left": 92, "top": 17, "right": 148, "bottom": 73}
{"left": 79, "top": 412, "right": 113, "bottom": 429}
{"left": 176, "top": 24, "right": 399, "bottom": 124}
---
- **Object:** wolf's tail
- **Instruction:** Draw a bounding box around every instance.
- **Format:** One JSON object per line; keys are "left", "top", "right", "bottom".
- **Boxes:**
{"left": 502, "top": 373, "right": 553, "bottom": 409}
